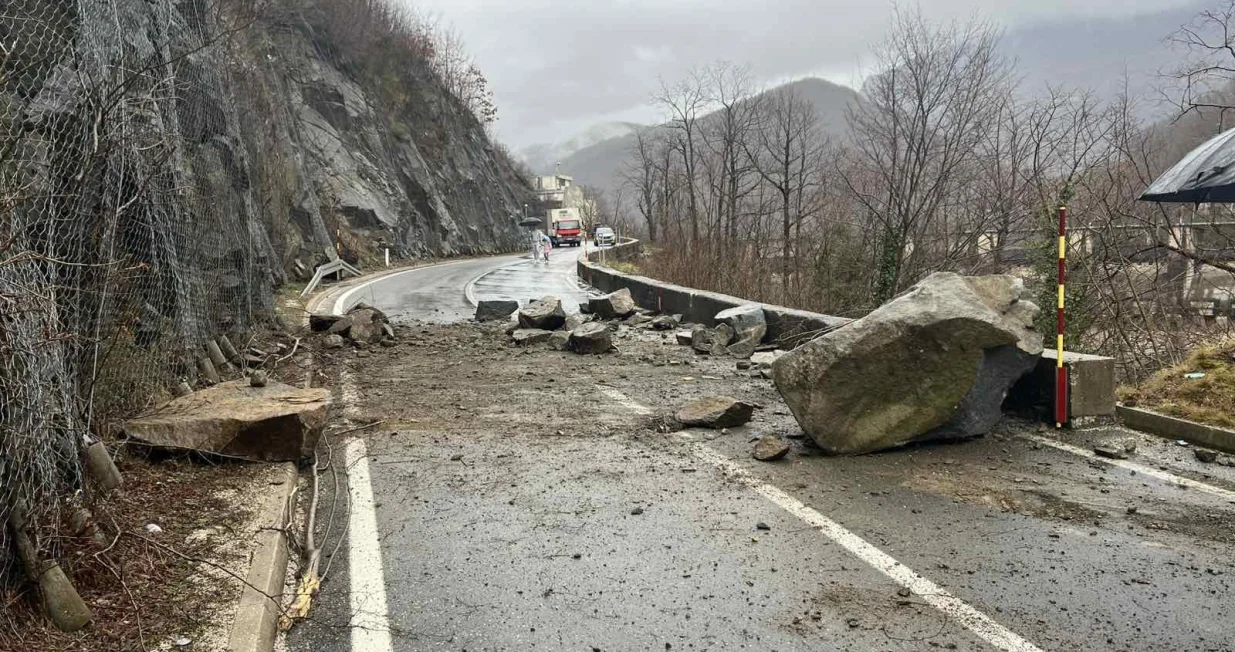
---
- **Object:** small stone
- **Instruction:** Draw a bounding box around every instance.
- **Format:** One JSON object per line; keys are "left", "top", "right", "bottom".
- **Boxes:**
{"left": 755, "top": 522, "right": 771, "bottom": 531}
{"left": 511, "top": 329, "right": 553, "bottom": 346}
{"left": 1093, "top": 446, "right": 1129, "bottom": 460}
{"left": 1126, "top": 506, "right": 1138, "bottom": 514}
{"left": 450, "top": 453, "right": 463, "bottom": 461}
{"left": 736, "top": 360, "right": 752, "bottom": 370}
{"left": 248, "top": 371, "right": 268, "bottom": 388}
{"left": 752, "top": 434, "right": 791, "bottom": 462}
{"left": 675, "top": 330, "right": 694, "bottom": 346}
{"left": 896, "top": 587, "right": 911, "bottom": 598}
{"left": 675, "top": 396, "right": 756, "bottom": 428}
{"left": 846, "top": 617, "right": 860, "bottom": 628}
{"left": 1195, "top": 448, "right": 1219, "bottom": 464}
{"left": 323, "top": 334, "right": 345, "bottom": 349}
{"left": 380, "top": 339, "right": 396, "bottom": 348}
{"left": 630, "top": 507, "right": 644, "bottom": 516}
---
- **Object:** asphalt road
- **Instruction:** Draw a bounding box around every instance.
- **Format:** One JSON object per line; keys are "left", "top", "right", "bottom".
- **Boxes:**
{"left": 289, "top": 252, "right": 1235, "bottom": 652}
{"left": 333, "top": 247, "right": 593, "bottom": 321}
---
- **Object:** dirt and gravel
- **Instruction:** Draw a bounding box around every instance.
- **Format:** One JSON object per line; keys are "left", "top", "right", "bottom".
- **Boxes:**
{"left": 287, "top": 316, "right": 1235, "bottom": 651}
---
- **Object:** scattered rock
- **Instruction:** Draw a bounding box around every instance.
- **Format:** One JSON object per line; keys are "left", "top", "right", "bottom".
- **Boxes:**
{"left": 752, "top": 434, "right": 791, "bottom": 461}
{"left": 249, "top": 371, "right": 268, "bottom": 388}
{"left": 691, "top": 325, "right": 714, "bottom": 353}
{"left": 625, "top": 313, "right": 653, "bottom": 327}
{"left": 589, "top": 288, "right": 637, "bottom": 319}
{"left": 381, "top": 322, "right": 396, "bottom": 340}
{"left": 728, "top": 335, "right": 760, "bottom": 360}
{"left": 518, "top": 297, "right": 567, "bottom": 330}
{"left": 1195, "top": 448, "right": 1219, "bottom": 464}
{"left": 716, "top": 304, "right": 767, "bottom": 343}
{"left": 344, "top": 306, "right": 388, "bottom": 345}
{"left": 309, "top": 313, "right": 344, "bottom": 332}
{"left": 897, "top": 587, "right": 912, "bottom": 598}
{"left": 379, "top": 339, "right": 396, "bottom": 348}
{"left": 714, "top": 323, "right": 736, "bottom": 347}
{"left": 565, "top": 313, "right": 591, "bottom": 331}
{"left": 755, "top": 522, "right": 771, "bottom": 531}
{"left": 772, "top": 272, "right": 1042, "bottom": 454}
{"left": 548, "top": 330, "right": 571, "bottom": 351}
{"left": 652, "top": 315, "right": 681, "bottom": 330}
{"left": 675, "top": 396, "right": 756, "bottom": 428}
{"left": 122, "top": 380, "right": 330, "bottom": 461}
{"left": 750, "top": 350, "right": 786, "bottom": 369}
{"left": 675, "top": 330, "right": 694, "bottom": 346}
{"left": 736, "top": 360, "right": 752, "bottom": 370}
{"left": 569, "top": 322, "right": 614, "bottom": 354}
{"left": 475, "top": 299, "right": 519, "bottom": 322}
{"left": 630, "top": 507, "right": 645, "bottom": 516}
{"left": 709, "top": 340, "right": 730, "bottom": 357}
{"left": 1094, "top": 446, "right": 1129, "bottom": 460}
{"left": 511, "top": 329, "right": 554, "bottom": 346}
{"left": 326, "top": 315, "right": 354, "bottom": 336}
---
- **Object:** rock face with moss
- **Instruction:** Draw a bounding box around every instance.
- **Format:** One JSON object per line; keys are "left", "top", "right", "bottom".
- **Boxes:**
{"left": 771, "top": 273, "right": 1043, "bottom": 454}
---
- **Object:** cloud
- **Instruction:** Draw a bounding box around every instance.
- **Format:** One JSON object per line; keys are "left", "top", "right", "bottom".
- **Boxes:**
{"left": 404, "top": 0, "right": 1202, "bottom": 146}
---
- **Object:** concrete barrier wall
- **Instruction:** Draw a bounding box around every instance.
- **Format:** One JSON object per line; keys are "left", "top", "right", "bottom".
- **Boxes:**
{"left": 578, "top": 239, "right": 852, "bottom": 346}
{"left": 578, "top": 239, "right": 1117, "bottom": 422}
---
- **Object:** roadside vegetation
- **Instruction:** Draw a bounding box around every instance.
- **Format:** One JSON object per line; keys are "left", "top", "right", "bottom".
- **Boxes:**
{"left": 1120, "top": 339, "right": 1235, "bottom": 429}
{"left": 619, "top": 4, "right": 1235, "bottom": 388}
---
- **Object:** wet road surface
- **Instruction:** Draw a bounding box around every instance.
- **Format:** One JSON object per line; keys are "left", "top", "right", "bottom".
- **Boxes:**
{"left": 289, "top": 256, "right": 1235, "bottom": 652}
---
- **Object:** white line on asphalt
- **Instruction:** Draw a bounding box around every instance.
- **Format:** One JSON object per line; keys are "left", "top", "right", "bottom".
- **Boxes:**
{"left": 340, "top": 369, "right": 361, "bottom": 420}
{"left": 333, "top": 258, "right": 501, "bottom": 315}
{"left": 598, "top": 386, "right": 1043, "bottom": 652}
{"left": 343, "top": 437, "right": 394, "bottom": 652}
{"left": 1026, "top": 434, "right": 1235, "bottom": 503}
{"left": 597, "top": 385, "right": 652, "bottom": 415}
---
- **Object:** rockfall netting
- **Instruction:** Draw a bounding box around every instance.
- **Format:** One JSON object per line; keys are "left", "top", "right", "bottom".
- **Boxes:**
{"left": 1, "top": 1, "right": 274, "bottom": 581}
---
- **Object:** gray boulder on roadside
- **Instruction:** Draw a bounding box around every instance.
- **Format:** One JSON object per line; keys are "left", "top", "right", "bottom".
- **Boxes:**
{"left": 714, "top": 322, "right": 736, "bottom": 346}
{"left": 511, "top": 329, "right": 554, "bottom": 346}
{"left": 565, "top": 313, "right": 591, "bottom": 331}
{"left": 652, "top": 314, "right": 682, "bottom": 330}
{"left": 675, "top": 330, "right": 694, "bottom": 345}
{"left": 475, "top": 299, "right": 519, "bottom": 322}
{"left": 676, "top": 396, "right": 756, "bottom": 428}
{"left": 568, "top": 322, "right": 614, "bottom": 354}
{"left": 548, "top": 330, "right": 571, "bottom": 351}
{"left": 772, "top": 272, "right": 1043, "bottom": 455}
{"left": 728, "top": 335, "right": 760, "bottom": 360}
{"left": 518, "top": 297, "right": 566, "bottom": 330}
{"left": 691, "top": 325, "right": 714, "bottom": 353}
{"left": 716, "top": 304, "right": 768, "bottom": 343}
{"left": 589, "top": 288, "right": 637, "bottom": 319}
{"left": 309, "top": 313, "right": 344, "bottom": 332}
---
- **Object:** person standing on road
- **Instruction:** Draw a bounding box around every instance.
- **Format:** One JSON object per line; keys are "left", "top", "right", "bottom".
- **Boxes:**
{"left": 529, "top": 229, "right": 542, "bottom": 261}
{"left": 541, "top": 232, "right": 552, "bottom": 262}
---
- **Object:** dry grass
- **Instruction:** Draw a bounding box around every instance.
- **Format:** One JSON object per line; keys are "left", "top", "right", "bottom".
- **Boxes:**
{"left": 1120, "top": 337, "right": 1235, "bottom": 429}
{"left": 0, "top": 454, "right": 265, "bottom": 652}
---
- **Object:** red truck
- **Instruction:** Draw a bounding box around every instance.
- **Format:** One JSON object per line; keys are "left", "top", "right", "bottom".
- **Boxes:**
{"left": 549, "top": 208, "right": 583, "bottom": 247}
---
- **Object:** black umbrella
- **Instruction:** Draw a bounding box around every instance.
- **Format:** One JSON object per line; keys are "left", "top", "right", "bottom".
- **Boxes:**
{"left": 1141, "top": 126, "right": 1235, "bottom": 203}
{"left": 518, "top": 216, "right": 543, "bottom": 228}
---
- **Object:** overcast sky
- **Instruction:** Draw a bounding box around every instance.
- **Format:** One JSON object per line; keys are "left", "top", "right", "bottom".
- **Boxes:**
{"left": 407, "top": 0, "right": 1203, "bottom": 148}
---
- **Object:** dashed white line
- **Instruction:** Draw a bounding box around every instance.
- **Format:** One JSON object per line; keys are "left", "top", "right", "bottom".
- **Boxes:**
{"left": 343, "top": 437, "right": 393, "bottom": 652}
{"left": 600, "top": 385, "right": 1044, "bottom": 652}
{"left": 1026, "top": 434, "right": 1235, "bottom": 502}
{"left": 691, "top": 445, "right": 1044, "bottom": 652}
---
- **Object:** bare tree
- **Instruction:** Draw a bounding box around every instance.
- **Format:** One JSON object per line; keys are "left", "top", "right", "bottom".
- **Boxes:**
{"left": 841, "top": 8, "right": 1013, "bottom": 303}
{"left": 655, "top": 69, "right": 710, "bottom": 247}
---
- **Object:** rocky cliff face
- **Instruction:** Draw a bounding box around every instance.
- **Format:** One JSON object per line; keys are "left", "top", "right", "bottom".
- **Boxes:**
{"left": 226, "top": 7, "right": 533, "bottom": 275}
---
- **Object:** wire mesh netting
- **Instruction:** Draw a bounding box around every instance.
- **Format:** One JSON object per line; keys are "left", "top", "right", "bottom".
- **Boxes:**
{"left": 1, "top": 1, "right": 273, "bottom": 581}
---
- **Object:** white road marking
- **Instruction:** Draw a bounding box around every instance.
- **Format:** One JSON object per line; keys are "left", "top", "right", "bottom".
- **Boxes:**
{"left": 599, "top": 385, "right": 1043, "bottom": 652}
{"left": 1026, "top": 434, "right": 1235, "bottom": 502}
{"left": 344, "top": 437, "right": 394, "bottom": 652}
{"left": 691, "top": 445, "right": 1043, "bottom": 652}
{"left": 332, "top": 258, "right": 500, "bottom": 315}
{"left": 340, "top": 369, "right": 361, "bottom": 420}
{"left": 597, "top": 385, "right": 651, "bottom": 415}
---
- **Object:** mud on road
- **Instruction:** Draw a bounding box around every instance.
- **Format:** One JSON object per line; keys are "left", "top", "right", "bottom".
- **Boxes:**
{"left": 290, "top": 319, "right": 1235, "bottom": 652}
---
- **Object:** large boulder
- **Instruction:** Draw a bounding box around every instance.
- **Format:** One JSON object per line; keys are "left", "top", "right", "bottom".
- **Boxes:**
{"left": 772, "top": 273, "right": 1042, "bottom": 454}
{"left": 123, "top": 380, "right": 330, "bottom": 461}
{"left": 475, "top": 299, "right": 519, "bottom": 322}
{"left": 568, "top": 322, "right": 614, "bottom": 354}
{"left": 716, "top": 304, "right": 767, "bottom": 343}
{"left": 518, "top": 297, "right": 566, "bottom": 330}
{"left": 691, "top": 325, "right": 714, "bottom": 353}
{"left": 589, "top": 288, "right": 637, "bottom": 319}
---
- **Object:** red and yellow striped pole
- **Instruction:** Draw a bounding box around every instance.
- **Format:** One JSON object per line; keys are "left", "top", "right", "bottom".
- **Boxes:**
{"left": 1055, "top": 205, "right": 1068, "bottom": 428}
